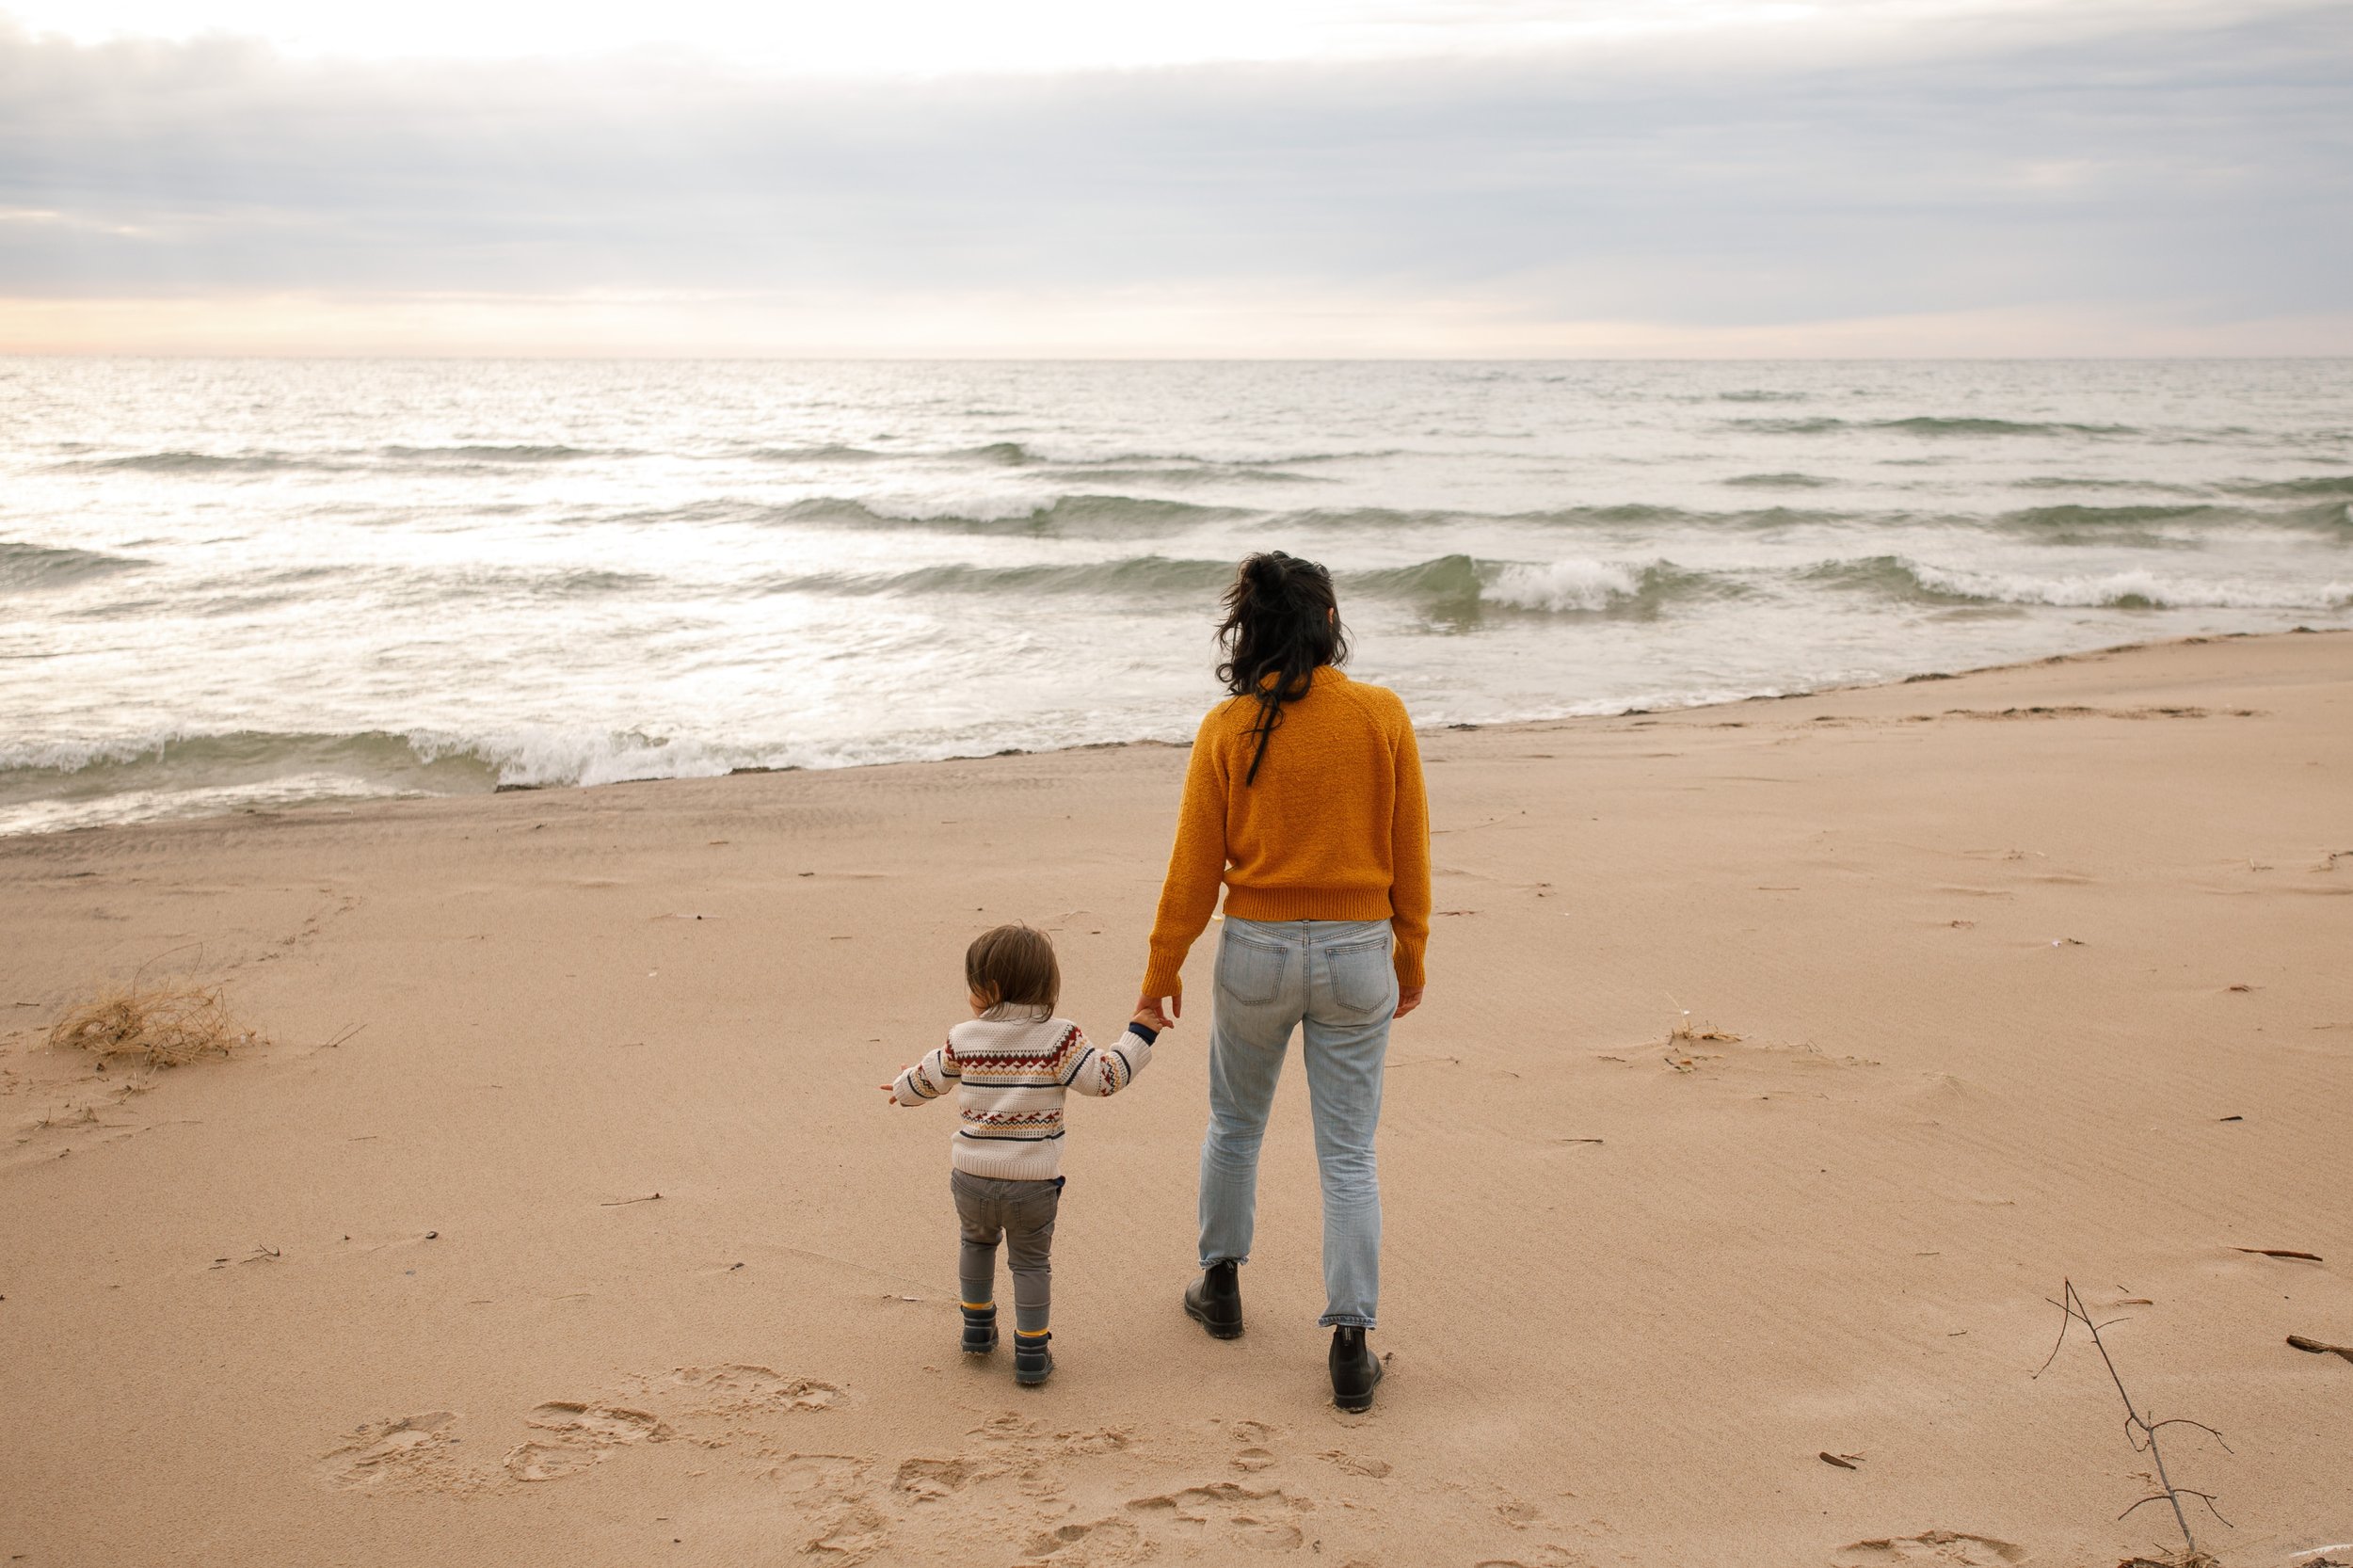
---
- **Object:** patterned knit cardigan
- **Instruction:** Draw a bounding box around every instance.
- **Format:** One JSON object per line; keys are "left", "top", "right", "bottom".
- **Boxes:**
{"left": 892, "top": 1010, "right": 1156, "bottom": 1181}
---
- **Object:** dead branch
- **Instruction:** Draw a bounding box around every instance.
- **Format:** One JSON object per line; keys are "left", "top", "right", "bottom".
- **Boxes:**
{"left": 2038, "top": 1279, "right": 2230, "bottom": 1561}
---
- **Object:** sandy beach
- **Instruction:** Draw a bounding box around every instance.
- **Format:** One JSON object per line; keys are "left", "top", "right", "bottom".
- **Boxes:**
{"left": 3, "top": 628, "right": 2348, "bottom": 1568}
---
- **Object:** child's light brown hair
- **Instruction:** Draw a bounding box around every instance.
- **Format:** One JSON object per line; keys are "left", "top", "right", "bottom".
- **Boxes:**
{"left": 966, "top": 923, "right": 1061, "bottom": 1013}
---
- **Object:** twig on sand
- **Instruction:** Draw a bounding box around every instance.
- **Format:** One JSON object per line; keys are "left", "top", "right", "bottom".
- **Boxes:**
{"left": 2233, "top": 1245, "right": 2322, "bottom": 1261}
{"left": 2036, "top": 1279, "right": 2230, "bottom": 1563}
{"left": 2287, "top": 1335, "right": 2353, "bottom": 1365}
{"left": 600, "top": 1192, "right": 663, "bottom": 1207}
{"left": 324, "top": 1023, "right": 367, "bottom": 1049}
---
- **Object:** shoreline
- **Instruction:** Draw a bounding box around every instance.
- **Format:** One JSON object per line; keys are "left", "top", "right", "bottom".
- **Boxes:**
{"left": 3, "top": 626, "right": 2348, "bottom": 1564}
{"left": 15, "top": 624, "right": 2345, "bottom": 845}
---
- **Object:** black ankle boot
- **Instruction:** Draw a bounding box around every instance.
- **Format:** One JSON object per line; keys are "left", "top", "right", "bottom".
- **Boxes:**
{"left": 961, "top": 1304, "right": 998, "bottom": 1355}
{"left": 1330, "top": 1326, "right": 1383, "bottom": 1412}
{"left": 1013, "top": 1331, "right": 1054, "bottom": 1385}
{"left": 1183, "top": 1260, "right": 1244, "bottom": 1339}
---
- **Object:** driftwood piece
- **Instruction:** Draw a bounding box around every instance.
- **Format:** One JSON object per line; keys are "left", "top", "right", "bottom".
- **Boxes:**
{"left": 2287, "top": 1334, "right": 2353, "bottom": 1365}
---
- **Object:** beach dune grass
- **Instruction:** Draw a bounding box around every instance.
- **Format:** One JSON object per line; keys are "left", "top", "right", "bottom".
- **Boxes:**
{"left": 46, "top": 982, "right": 260, "bottom": 1068}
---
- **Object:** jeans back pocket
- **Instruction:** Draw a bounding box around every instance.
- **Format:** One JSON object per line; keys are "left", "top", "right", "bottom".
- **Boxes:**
{"left": 1323, "top": 936, "right": 1396, "bottom": 1016}
{"left": 1216, "top": 931, "right": 1289, "bottom": 1006}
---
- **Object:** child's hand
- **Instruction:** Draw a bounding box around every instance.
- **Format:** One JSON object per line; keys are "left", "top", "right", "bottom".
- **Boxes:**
{"left": 879, "top": 1081, "right": 900, "bottom": 1106}
{"left": 1131, "top": 1008, "right": 1168, "bottom": 1033}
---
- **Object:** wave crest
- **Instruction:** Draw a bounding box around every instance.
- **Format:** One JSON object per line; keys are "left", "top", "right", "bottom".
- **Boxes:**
{"left": 772, "top": 494, "right": 1243, "bottom": 536}
{"left": 1728, "top": 415, "right": 2137, "bottom": 438}
{"left": 1, "top": 539, "right": 147, "bottom": 591}
{"left": 1809, "top": 554, "right": 2353, "bottom": 611}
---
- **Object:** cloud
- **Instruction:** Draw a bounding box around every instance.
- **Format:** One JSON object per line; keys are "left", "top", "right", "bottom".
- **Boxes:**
{"left": 0, "top": 2, "right": 2346, "bottom": 352}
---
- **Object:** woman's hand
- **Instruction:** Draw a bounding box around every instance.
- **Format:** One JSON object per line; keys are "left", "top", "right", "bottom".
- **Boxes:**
{"left": 1394, "top": 986, "right": 1424, "bottom": 1019}
{"left": 1135, "top": 993, "right": 1179, "bottom": 1030}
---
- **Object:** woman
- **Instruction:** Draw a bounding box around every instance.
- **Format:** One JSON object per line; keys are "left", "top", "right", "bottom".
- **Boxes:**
{"left": 1136, "top": 551, "right": 1430, "bottom": 1412}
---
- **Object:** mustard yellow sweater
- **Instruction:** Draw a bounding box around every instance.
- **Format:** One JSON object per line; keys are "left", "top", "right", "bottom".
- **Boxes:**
{"left": 1143, "top": 665, "right": 1431, "bottom": 1001}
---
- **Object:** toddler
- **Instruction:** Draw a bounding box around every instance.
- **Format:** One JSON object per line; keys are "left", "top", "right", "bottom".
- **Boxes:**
{"left": 885, "top": 922, "right": 1161, "bottom": 1386}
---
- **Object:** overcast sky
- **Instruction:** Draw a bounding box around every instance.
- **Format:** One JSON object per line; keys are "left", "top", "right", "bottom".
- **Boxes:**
{"left": 2, "top": 0, "right": 2346, "bottom": 355}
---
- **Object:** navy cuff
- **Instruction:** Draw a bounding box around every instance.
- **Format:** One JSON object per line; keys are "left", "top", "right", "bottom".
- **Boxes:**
{"left": 1126, "top": 1022, "right": 1159, "bottom": 1045}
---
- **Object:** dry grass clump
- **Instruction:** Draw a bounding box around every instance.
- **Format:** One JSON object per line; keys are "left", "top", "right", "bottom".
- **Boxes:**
{"left": 47, "top": 984, "right": 261, "bottom": 1068}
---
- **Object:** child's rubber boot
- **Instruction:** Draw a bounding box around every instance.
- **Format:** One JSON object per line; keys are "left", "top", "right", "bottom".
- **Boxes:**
{"left": 961, "top": 1304, "right": 998, "bottom": 1356}
{"left": 1183, "top": 1260, "right": 1243, "bottom": 1339}
{"left": 1330, "top": 1326, "right": 1383, "bottom": 1413}
{"left": 1013, "top": 1330, "right": 1054, "bottom": 1386}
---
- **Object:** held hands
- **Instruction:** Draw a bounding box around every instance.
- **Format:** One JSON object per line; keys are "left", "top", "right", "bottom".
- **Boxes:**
{"left": 1131, "top": 1005, "right": 1173, "bottom": 1033}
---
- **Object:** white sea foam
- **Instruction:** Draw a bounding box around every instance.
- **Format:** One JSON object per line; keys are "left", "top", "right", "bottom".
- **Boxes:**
{"left": 1908, "top": 562, "right": 2353, "bottom": 611}
{"left": 1484, "top": 559, "right": 1644, "bottom": 612}
{"left": 0, "top": 771, "right": 421, "bottom": 839}
{"left": 412, "top": 728, "right": 782, "bottom": 790}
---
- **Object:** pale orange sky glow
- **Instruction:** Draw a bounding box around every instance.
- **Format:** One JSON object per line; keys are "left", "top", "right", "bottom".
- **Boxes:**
{"left": 2, "top": 0, "right": 2346, "bottom": 356}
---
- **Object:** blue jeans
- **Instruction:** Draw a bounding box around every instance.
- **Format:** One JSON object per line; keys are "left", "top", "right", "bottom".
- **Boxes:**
{"left": 1198, "top": 916, "right": 1395, "bottom": 1329}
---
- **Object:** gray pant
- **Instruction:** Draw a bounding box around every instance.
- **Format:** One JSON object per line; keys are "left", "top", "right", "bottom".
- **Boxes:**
{"left": 952, "top": 1169, "right": 1063, "bottom": 1336}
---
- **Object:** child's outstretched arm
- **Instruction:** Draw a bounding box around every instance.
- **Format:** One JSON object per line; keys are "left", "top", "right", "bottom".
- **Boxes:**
{"left": 1061, "top": 1015, "right": 1160, "bottom": 1098}
{"left": 886, "top": 1040, "right": 959, "bottom": 1106}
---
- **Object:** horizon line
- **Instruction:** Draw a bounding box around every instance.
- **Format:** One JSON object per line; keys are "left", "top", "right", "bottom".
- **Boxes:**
{"left": 8, "top": 350, "right": 2353, "bottom": 364}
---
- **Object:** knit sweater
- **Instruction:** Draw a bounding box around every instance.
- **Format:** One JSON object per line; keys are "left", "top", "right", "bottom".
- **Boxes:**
{"left": 1143, "top": 665, "right": 1431, "bottom": 1002}
{"left": 892, "top": 1009, "right": 1156, "bottom": 1181}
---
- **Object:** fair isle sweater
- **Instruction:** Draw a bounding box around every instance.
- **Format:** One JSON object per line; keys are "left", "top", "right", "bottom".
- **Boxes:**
{"left": 892, "top": 1008, "right": 1157, "bottom": 1181}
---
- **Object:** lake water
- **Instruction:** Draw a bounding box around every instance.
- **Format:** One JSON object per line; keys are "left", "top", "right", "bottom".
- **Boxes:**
{"left": 4, "top": 357, "right": 2347, "bottom": 835}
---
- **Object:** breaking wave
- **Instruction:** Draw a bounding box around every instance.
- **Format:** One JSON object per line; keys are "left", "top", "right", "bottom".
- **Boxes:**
{"left": 750, "top": 552, "right": 1728, "bottom": 619}
{"left": 1809, "top": 554, "right": 2353, "bottom": 611}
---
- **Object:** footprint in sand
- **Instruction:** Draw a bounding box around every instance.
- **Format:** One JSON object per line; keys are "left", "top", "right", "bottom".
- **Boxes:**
{"left": 1318, "top": 1450, "right": 1391, "bottom": 1479}
{"left": 1225, "top": 1418, "right": 1280, "bottom": 1471}
{"left": 768, "top": 1451, "right": 871, "bottom": 1496}
{"left": 1495, "top": 1494, "right": 1545, "bottom": 1528}
{"left": 802, "top": 1499, "right": 892, "bottom": 1562}
{"left": 526, "top": 1400, "right": 671, "bottom": 1444}
{"left": 1833, "top": 1529, "right": 2025, "bottom": 1566}
{"left": 895, "top": 1455, "right": 997, "bottom": 1502}
{"left": 318, "top": 1411, "right": 464, "bottom": 1491}
{"left": 668, "top": 1364, "right": 844, "bottom": 1419}
{"left": 1127, "top": 1481, "right": 1316, "bottom": 1552}
{"left": 758, "top": 1454, "right": 892, "bottom": 1563}
{"left": 324, "top": 1368, "right": 852, "bottom": 1497}
{"left": 972, "top": 1412, "right": 1135, "bottom": 1462}
{"left": 503, "top": 1441, "right": 600, "bottom": 1483}
{"left": 503, "top": 1400, "right": 671, "bottom": 1482}
{"left": 1019, "top": 1514, "right": 1154, "bottom": 1567}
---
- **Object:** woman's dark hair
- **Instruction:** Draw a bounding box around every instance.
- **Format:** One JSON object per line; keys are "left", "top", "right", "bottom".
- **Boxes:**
{"left": 966, "top": 922, "right": 1061, "bottom": 1013}
{"left": 1216, "top": 551, "right": 1348, "bottom": 786}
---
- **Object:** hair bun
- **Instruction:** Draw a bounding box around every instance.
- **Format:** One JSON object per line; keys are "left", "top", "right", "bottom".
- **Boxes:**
{"left": 1241, "top": 554, "right": 1287, "bottom": 599}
